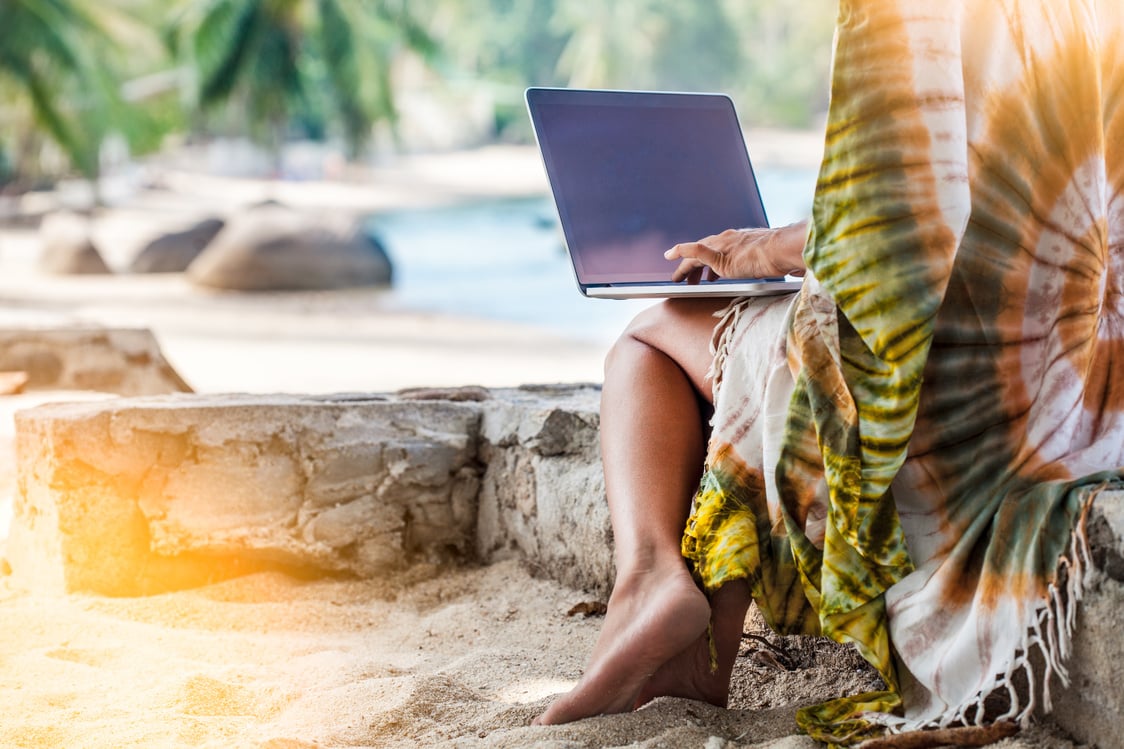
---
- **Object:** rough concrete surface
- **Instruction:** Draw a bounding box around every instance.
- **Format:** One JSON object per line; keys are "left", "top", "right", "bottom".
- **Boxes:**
{"left": 0, "top": 326, "right": 192, "bottom": 395}
{"left": 1051, "top": 495, "right": 1124, "bottom": 749}
{"left": 6, "top": 386, "right": 607, "bottom": 597}
{"left": 8, "top": 393, "right": 483, "bottom": 595}
{"left": 475, "top": 384, "right": 611, "bottom": 595}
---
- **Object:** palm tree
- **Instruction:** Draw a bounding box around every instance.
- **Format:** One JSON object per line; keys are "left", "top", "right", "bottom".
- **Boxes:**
{"left": 549, "top": 0, "right": 666, "bottom": 90}
{"left": 548, "top": 2, "right": 744, "bottom": 96}
{"left": 0, "top": 0, "right": 126, "bottom": 190}
{"left": 168, "top": 0, "right": 437, "bottom": 164}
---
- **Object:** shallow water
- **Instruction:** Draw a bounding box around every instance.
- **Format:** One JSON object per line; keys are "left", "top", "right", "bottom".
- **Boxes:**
{"left": 369, "top": 166, "right": 817, "bottom": 344}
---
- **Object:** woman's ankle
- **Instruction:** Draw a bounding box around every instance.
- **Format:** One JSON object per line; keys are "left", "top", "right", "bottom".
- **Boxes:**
{"left": 612, "top": 543, "right": 694, "bottom": 582}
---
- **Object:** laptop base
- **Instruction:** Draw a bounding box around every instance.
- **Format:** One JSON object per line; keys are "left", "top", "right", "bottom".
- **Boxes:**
{"left": 583, "top": 279, "right": 803, "bottom": 299}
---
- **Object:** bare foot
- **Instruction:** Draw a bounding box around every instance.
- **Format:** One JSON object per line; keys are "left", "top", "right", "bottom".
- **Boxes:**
{"left": 533, "top": 559, "right": 711, "bottom": 725}
{"left": 632, "top": 582, "right": 751, "bottom": 709}
{"left": 631, "top": 629, "right": 728, "bottom": 709}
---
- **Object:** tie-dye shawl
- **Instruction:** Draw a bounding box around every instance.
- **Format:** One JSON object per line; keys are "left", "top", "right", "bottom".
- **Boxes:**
{"left": 682, "top": 0, "right": 1124, "bottom": 742}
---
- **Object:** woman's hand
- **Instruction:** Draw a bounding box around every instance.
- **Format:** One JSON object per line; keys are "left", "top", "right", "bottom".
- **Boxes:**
{"left": 664, "top": 221, "right": 808, "bottom": 283}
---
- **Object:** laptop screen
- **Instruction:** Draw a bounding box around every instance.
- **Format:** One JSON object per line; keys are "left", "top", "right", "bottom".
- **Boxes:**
{"left": 526, "top": 88, "right": 769, "bottom": 286}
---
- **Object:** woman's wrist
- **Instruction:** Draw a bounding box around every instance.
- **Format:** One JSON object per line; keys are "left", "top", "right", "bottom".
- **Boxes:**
{"left": 780, "top": 220, "right": 809, "bottom": 274}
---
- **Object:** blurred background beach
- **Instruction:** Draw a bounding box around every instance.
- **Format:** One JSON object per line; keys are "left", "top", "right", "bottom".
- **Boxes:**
{"left": 6, "top": 6, "right": 1070, "bottom": 749}
{"left": 0, "top": 0, "right": 834, "bottom": 394}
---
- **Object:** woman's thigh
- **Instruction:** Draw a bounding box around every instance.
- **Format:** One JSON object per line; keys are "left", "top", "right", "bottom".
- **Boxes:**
{"left": 614, "top": 298, "right": 732, "bottom": 405}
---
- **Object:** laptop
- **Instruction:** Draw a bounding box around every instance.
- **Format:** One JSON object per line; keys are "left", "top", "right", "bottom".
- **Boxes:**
{"left": 525, "top": 87, "right": 803, "bottom": 299}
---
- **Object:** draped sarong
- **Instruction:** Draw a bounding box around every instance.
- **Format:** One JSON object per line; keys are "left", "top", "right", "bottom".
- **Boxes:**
{"left": 681, "top": 0, "right": 1124, "bottom": 742}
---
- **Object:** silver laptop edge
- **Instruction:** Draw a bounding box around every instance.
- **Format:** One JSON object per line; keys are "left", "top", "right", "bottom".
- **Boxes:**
{"left": 583, "top": 279, "right": 803, "bottom": 299}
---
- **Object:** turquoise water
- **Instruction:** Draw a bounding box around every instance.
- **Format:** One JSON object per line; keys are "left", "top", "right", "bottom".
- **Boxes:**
{"left": 369, "top": 166, "right": 817, "bottom": 344}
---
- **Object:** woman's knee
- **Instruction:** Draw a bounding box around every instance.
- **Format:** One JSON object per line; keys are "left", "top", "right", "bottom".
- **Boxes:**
{"left": 605, "top": 301, "right": 682, "bottom": 371}
{"left": 604, "top": 299, "right": 728, "bottom": 393}
{"left": 620, "top": 299, "right": 721, "bottom": 344}
{"left": 603, "top": 318, "right": 647, "bottom": 379}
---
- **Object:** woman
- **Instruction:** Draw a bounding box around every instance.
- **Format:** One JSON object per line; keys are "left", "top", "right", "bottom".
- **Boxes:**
{"left": 537, "top": 0, "right": 1124, "bottom": 742}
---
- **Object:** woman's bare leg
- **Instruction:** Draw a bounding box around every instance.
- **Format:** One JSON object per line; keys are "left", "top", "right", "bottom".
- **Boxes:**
{"left": 535, "top": 298, "right": 750, "bottom": 725}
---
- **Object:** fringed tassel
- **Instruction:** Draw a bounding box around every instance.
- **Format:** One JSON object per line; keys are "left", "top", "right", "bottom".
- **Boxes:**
{"left": 1019, "top": 648, "right": 1038, "bottom": 726}
{"left": 706, "top": 297, "right": 751, "bottom": 403}
{"left": 894, "top": 487, "right": 1099, "bottom": 736}
{"left": 1004, "top": 490, "right": 1094, "bottom": 727}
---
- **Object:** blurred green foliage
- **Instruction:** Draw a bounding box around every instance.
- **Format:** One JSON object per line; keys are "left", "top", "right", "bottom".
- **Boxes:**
{"left": 0, "top": 0, "right": 837, "bottom": 190}
{"left": 165, "top": 0, "right": 436, "bottom": 161}
{"left": 0, "top": 0, "right": 131, "bottom": 189}
{"left": 429, "top": 0, "right": 838, "bottom": 139}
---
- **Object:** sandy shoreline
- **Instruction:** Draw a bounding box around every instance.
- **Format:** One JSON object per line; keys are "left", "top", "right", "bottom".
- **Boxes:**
{"left": 2, "top": 145, "right": 625, "bottom": 394}
{"left": 0, "top": 271, "right": 611, "bottom": 393}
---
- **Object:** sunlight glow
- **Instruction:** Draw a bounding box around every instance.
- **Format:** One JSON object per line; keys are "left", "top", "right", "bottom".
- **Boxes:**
{"left": 495, "top": 678, "right": 577, "bottom": 705}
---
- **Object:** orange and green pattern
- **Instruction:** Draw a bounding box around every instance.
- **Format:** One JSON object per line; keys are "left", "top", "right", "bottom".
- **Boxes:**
{"left": 683, "top": 0, "right": 1124, "bottom": 743}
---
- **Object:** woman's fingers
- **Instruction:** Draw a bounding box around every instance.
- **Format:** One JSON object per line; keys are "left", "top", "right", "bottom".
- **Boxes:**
{"left": 666, "top": 242, "right": 725, "bottom": 282}
{"left": 670, "top": 257, "right": 705, "bottom": 283}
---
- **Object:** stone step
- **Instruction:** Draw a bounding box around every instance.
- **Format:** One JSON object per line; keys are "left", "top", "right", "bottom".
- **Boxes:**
{"left": 0, "top": 326, "right": 192, "bottom": 395}
{"left": 6, "top": 385, "right": 610, "bottom": 597}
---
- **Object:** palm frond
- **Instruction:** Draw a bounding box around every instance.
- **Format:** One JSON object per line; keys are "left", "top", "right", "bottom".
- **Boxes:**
{"left": 0, "top": 0, "right": 131, "bottom": 181}
{"left": 370, "top": 0, "right": 439, "bottom": 60}
{"left": 23, "top": 66, "right": 97, "bottom": 177}
{"left": 0, "top": 0, "right": 90, "bottom": 76}
{"left": 246, "top": 14, "right": 304, "bottom": 125}
{"left": 193, "top": 0, "right": 264, "bottom": 106}
{"left": 316, "top": 0, "right": 369, "bottom": 153}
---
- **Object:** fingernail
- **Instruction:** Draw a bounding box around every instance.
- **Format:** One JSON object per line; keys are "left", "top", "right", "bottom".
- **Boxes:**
{"left": 663, "top": 248, "right": 674, "bottom": 258}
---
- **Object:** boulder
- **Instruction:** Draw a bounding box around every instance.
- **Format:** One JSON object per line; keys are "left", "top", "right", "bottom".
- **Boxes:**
{"left": 38, "top": 212, "right": 111, "bottom": 275}
{"left": 186, "top": 206, "right": 392, "bottom": 291}
{"left": 129, "top": 217, "right": 225, "bottom": 273}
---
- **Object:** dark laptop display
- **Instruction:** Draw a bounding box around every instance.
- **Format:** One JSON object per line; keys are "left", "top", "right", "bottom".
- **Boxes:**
{"left": 526, "top": 88, "right": 798, "bottom": 298}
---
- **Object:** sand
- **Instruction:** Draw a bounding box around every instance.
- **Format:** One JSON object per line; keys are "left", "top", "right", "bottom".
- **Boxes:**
{"left": 0, "top": 144, "right": 1086, "bottom": 748}
{"left": 0, "top": 561, "right": 788, "bottom": 748}
{"left": 0, "top": 559, "right": 1081, "bottom": 748}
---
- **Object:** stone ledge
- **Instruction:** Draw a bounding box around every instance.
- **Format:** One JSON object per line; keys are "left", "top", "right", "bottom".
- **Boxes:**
{"left": 1052, "top": 492, "right": 1124, "bottom": 749}
{"left": 0, "top": 326, "right": 192, "bottom": 395}
{"left": 6, "top": 386, "right": 608, "bottom": 596}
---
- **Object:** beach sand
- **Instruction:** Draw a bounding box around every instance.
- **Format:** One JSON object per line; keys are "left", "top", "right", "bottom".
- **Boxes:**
{"left": 0, "top": 144, "right": 1084, "bottom": 747}
{"left": 0, "top": 558, "right": 1079, "bottom": 748}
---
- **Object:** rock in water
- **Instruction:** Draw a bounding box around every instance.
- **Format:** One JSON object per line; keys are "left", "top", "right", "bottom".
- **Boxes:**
{"left": 38, "top": 212, "right": 111, "bottom": 275}
{"left": 186, "top": 206, "right": 393, "bottom": 291}
{"left": 129, "top": 217, "right": 225, "bottom": 273}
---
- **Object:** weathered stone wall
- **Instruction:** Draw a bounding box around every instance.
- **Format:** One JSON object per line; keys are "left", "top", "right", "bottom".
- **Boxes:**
{"left": 9, "top": 395, "right": 480, "bottom": 594}
{"left": 475, "top": 384, "right": 610, "bottom": 594}
{"left": 1052, "top": 497, "right": 1124, "bottom": 749}
{"left": 6, "top": 386, "right": 610, "bottom": 596}
{"left": 0, "top": 327, "right": 192, "bottom": 395}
